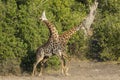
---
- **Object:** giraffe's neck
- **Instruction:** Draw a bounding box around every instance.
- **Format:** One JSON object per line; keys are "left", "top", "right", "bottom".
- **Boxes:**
{"left": 43, "top": 20, "right": 59, "bottom": 41}
{"left": 59, "top": 24, "right": 83, "bottom": 44}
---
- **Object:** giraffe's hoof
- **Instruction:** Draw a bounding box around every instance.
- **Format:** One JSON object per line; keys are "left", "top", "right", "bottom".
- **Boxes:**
{"left": 65, "top": 73, "right": 71, "bottom": 76}
{"left": 38, "top": 73, "right": 42, "bottom": 76}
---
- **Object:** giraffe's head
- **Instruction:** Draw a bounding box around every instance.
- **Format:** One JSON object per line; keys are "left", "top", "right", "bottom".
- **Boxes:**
{"left": 39, "top": 11, "right": 48, "bottom": 21}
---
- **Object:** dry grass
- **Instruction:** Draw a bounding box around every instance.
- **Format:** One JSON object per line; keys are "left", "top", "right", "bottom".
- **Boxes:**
{"left": 0, "top": 60, "right": 120, "bottom": 80}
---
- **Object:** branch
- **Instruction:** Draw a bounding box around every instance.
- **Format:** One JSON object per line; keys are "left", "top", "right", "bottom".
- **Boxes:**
{"left": 82, "top": 0, "right": 98, "bottom": 36}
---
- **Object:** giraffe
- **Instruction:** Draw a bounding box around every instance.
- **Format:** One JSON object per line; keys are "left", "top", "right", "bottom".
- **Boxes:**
{"left": 32, "top": 11, "right": 68, "bottom": 76}
{"left": 41, "top": 11, "right": 71, "bottom": 75}
{"left": 32, "top": 0, "right": 98, "bottom": 76}
{"left": 57, "top": 2, "right": 98, "bottom": 73}
{"left": 55, "top": 1, "right": 98, "bottom": 75}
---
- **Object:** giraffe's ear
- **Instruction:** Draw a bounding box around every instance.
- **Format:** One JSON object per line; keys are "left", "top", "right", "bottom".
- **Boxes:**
{"left": 40, "top": 11, "right": 48, "bottom": 21}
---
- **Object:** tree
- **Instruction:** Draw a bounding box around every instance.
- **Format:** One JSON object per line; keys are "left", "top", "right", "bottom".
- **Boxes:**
{"left": 87, "top": 0, "right": 120, "bottom": 61}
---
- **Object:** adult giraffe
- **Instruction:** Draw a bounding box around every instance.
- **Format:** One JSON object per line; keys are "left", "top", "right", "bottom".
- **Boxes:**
{"left": 32, "top": 11, "right": 69, "bottom": 76}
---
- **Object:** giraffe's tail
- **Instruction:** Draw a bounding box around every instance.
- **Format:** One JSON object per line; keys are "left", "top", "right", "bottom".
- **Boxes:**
{"left": 40, "top": 10, "right": 48, "bottom": 21}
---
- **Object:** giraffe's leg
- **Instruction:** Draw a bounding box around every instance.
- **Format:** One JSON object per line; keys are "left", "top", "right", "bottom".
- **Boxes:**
{"left": 58, "top": 56, "right": 65, "bottom": 75}
{"left": 59, "top": 55, "right": 70, "bottom": 76}
{"left": 57, "top": 55, "right": 64, "bottom": 75}
{"left": 64, "top": 66, "right": 69, "bottom": 76}
{"left": 32, "top": 56, "right": 44, "bottom": 76}
{"left": 38, "top": 62, "right": 43, "bottom": 76}
{"left": 38, "top": 58, "right": 48, "bottom": 76}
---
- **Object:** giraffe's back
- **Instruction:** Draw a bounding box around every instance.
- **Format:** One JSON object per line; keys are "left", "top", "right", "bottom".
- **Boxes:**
{"left": 36, "top": 39, "right": 61, "bottom": 58}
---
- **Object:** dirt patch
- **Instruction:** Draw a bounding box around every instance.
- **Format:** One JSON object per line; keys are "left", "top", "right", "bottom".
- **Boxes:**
{"left": 0, "top": 60, "right": 120, "bottom": 80}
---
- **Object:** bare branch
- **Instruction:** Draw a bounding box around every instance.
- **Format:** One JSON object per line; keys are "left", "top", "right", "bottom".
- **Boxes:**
{"left": 82, "top": 0, "right": 98, "bottom": 37}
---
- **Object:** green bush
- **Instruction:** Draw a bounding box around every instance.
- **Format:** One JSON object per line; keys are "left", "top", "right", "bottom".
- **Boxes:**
{"left": 46, "top": 56, "right": 61, "bottom": 70}
{"left": 0, "top": 0, "right": 88, "bottom": 74}
{"left": 87, "top": 0, "right": 120, "bottom": 61}
{"left": 0, "top": 0, "right": 120, "bottom": 75}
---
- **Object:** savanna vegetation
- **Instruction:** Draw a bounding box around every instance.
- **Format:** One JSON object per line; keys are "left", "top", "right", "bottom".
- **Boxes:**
{"left": 0, "top": 0, "right": 120, "bottom": 75}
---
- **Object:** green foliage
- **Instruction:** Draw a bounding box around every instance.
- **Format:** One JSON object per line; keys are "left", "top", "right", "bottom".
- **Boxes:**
{"left": 0, "top": 0, "right": 120, "bottom": 75}
{"left": 46, "top": 56, "right": 61, "bottom": 70}
{"left": 0, "top": 0, "right": 88, "bottom": 74}
{"left": 87, "top": 0, "right": 120, "bottom": 61}
{"left": 100, "top": 48, "right": 116, "bottom": 61}
{"left": 68, "top": 30, "right": 87, "bottom": 59}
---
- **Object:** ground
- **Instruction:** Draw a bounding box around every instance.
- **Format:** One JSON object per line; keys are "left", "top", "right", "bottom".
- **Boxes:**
{"left": 0, "top": 60, "right": 120, "bottom": 80}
